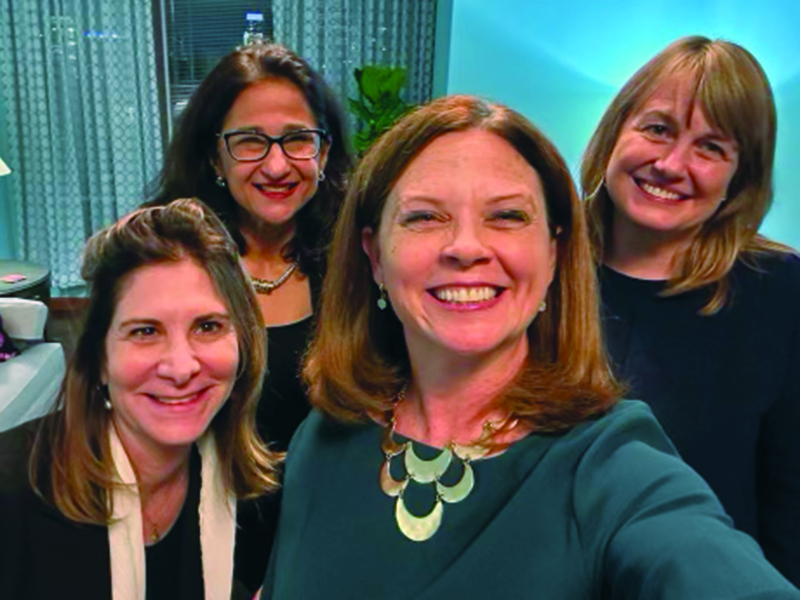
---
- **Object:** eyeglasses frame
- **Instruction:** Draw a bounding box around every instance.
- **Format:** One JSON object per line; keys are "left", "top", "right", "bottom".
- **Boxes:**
{"left": 217, "top": 128, "right": 330, "bottom": 162}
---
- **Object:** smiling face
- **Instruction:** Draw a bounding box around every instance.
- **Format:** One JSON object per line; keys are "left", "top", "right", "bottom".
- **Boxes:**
{"left": 214, "top": 77, "right": 328, "bottom": 232}
{"left": 103, "top": 259, "right": 239, "bottom": 459}
{"left": 362, "top": 129, "right": 556, "bottom": 364}
{"left": 605, "top": 77, "right": 739, "bottom": 244}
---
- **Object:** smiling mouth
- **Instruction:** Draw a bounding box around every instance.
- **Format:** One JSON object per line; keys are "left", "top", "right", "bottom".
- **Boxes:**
{"left": 253, "top": 182, "right": 298, "bottom": 195}
{"left": 148, "top": 389, "right": 206, "bottom": 405}
{"left": 637, "top": 180, "right": 685, "bottom": 202}
{"left": 431, "top": 286, "right": 501, "bottom": 303}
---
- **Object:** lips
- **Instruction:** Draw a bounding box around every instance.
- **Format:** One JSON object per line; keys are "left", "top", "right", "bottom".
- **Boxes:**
{"left": 636, "top": 179, "right": 686, "bottom": 202}
{"left": 147, "top": 387, "right": 208, "bottom": 406}
{"left": 253, "top": 182, "right": 298, "bottom": 199}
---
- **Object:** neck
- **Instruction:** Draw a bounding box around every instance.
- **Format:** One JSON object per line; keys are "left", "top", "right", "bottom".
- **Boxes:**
{"left": 238, "top": 212, "right": 297, "bottom": 275}
{"left": 605, "top": 212, "right": 697, "bottom": 280}
{"left": 398, "top": 339, "right": 529, "bottom": 447}
{"left": 115, "top": 430, "right": 191, "bottom": 496}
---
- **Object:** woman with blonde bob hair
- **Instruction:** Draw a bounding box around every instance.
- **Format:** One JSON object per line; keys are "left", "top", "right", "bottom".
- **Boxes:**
{"left": 262, "top": 96, "right": 798, "bottom": 599}
{"left": 0, "top": 199, "right": 280, "bottom": 599}
{"left": 583, "top": 36, "right": 800, "bottom": 584}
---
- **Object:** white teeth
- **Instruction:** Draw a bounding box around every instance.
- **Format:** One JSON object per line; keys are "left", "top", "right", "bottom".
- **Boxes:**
{"left": 641, "top": 182, "right": 681, "bottom": 201}
{"left": 435, "top": 287, "right": 497, "bottom": 303}
{"left": 153, "top": 394, "right": 196, "bottom": 405}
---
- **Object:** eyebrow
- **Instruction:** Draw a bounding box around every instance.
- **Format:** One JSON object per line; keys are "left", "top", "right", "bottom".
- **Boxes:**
{"left": 227, "top": 123, "right": 315, "bottom": 135}
{"left": 115, "top": 311, "right": 231, "bottom": 329}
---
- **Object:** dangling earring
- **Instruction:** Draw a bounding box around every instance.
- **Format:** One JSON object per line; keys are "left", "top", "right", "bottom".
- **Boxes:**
{"left": 215, "top": 175, "right": 227, "bottom": 188}
{"left": 377, "top": 283, "right": 388, "bottom": 310}
{"left": 538, "top": 300, "right": 547, "bottom": 313}
{"left": 317, "top": 170, "right": 326, "bottom": 182}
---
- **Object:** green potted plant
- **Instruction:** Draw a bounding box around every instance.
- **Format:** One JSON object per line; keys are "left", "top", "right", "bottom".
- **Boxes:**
{"left": 348, "top": 64, "right": 411, "bottom": 155}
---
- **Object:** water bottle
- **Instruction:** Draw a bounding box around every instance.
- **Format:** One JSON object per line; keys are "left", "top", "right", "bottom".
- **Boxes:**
{"left": 243, "top": 11, "right": 265, "bottom": 46}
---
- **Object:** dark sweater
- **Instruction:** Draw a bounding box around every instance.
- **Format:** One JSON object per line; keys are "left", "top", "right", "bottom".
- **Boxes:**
{"left": 599, "top": 254, "right": 800, "bottom": 586}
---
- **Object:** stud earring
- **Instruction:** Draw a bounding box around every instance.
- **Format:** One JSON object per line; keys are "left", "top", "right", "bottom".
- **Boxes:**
{"left": 215, "top": 175, "right": 227, "bottom": 188}
{"left": 377, "top": 283, "right": 388, "bottom": 310}
{"left": 317, "top": 170, "right": 326, "bottom": 182}
{"left": 538, "top": 300, "right": 547, "bottom": 313}
{"left": 97, "top": 384, "right": 112, "bottom": 410}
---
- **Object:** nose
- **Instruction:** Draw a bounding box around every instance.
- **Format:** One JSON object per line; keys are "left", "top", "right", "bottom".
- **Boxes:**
{"left": 156, "top": 335, "right": 201, "bottom": 385}
{"left": 258, "top": 142, "right": 292, "bottom": 178}
{"left": 441, "top": 221, "right": 492, "bottom": 268}
{"left": 653, "top": 141, "right": 691, "bottom": 179}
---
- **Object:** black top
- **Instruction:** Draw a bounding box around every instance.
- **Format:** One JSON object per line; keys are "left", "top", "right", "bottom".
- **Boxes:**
{"left": 257, "top": 316, "right": 316, "bottom": 451}
{"left": 599, "top": 254, "right": 800, "bottom": 586}
{"left": 256, "top": 269, "right": 322, "bottom": 451}
{"left": 0, "top": 418, "right": 270, "bottom": 599}
{"left": 145, "top": 446, "right": 203, "bottom": 600}
{"left": 264, "top": 404, "right": 799, "bottom": 599}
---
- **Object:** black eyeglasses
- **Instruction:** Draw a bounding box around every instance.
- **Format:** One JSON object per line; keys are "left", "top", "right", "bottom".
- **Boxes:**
{"left": 218, "top": 129, "right": 328, "bottom": 162}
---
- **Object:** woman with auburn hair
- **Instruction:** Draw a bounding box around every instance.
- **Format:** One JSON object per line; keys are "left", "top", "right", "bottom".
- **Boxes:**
{"left": 0, "top": 199, "right": 279, "bottom": 599}
{"left": 582, "top": 36, "right": 800, "bottom": 584}
{"left": 262, "top": 95, "right": 799, "bottom": 598}
{"left": 150, "top": 42, "right": 353, "bottom": 452}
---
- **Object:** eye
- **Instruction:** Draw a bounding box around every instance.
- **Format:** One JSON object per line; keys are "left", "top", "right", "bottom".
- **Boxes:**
{"left": 700, "top": 140, "right": 725, "bottom": 157}
{"left": 129, "top": 325, "right": 158, "bottom": 338}
{"left": 642, "top": 123, "right": 670, "bottom": 137}
{"left": 488, "top": 209, "right": 531, "bottom": 225}
{"left": 197, "top": 319, "right": 227, "bottom": 335}
{"left": 399, "top": 210, "right": 446, "bottom": 229}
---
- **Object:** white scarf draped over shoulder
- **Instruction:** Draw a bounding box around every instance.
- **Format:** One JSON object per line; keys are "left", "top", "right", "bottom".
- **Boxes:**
{"left": 107, "top": 426, "right": 236, "bottom": 600}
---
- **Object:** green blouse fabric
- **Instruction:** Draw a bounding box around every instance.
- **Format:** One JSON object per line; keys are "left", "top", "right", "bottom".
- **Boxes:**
{"left": 263, "top": 401, "right": 799, "bottom": 599}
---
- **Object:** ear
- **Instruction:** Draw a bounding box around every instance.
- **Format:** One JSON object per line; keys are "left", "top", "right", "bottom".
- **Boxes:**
{"left": 361, "top": 226, "right": 383, "bottom": 284}
{"left": 317, "top": 142, "right": 330, "bottom": 179}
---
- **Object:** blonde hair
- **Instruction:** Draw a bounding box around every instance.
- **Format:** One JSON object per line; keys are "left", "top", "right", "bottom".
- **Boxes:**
{"left": 31, "top": 198, "right": 280, "bottom": 524}
{"left": 582, "top": 35, "right": 794, "bottom": 314}
{"left": 304, "top": 95, "right": 620, "bottom": 435}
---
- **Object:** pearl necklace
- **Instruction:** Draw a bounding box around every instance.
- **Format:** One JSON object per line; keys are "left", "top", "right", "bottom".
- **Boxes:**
{"left": 250, "top": 262, "right": 298, "bottom": 295}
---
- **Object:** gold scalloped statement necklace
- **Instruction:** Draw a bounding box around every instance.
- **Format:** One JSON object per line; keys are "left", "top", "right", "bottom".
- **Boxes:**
{"left": 379, "top": 388, "right": 511, "bottom": 542}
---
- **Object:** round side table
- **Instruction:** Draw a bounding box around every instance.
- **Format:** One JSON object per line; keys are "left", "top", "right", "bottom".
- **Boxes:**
{"left": 0, "top": 260, "right": 51, "bottom": 305}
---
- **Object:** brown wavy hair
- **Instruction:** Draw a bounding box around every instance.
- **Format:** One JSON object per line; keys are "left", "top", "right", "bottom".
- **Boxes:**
{"left": 582, "top": 35, "right": 795, "bottom": 314}
{"left": 31, "top": 198, "right": 280, "bottom": 524}
{"left": 304, "top": 95, "right": 621, "bottom": 435}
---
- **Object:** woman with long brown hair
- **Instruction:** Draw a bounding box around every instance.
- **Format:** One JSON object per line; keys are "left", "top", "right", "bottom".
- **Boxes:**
{"left": 262, "top": 95, "right": 798, "bottom": 598}
{"left": 582, "top": 36, "right": 800, "bottom": 585}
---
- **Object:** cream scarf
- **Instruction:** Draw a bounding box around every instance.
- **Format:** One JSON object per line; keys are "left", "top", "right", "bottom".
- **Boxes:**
{"left": 107, "top": 426, "right": 236, "bottom": 600}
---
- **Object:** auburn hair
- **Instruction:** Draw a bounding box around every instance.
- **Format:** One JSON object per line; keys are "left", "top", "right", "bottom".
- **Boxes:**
{"left": 304, "top": 95, "right": 621, "bottom": 435}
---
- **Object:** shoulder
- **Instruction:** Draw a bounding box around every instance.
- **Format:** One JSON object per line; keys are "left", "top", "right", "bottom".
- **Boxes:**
{"left": 736, "top": 252, "right": 800, "bottom": 294}
{"left": 567, "top": 400, "right": 728, "bottom": 528}
{"left": 564, "top": 400, "right": 677, "bottom": 458}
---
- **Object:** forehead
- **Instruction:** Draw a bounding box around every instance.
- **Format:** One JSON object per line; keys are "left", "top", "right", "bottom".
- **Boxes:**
{"left": 387, "top": 129, "right": 544, "bottom": 207}
{"left": 112, "top": 259, "right": 227, "bottom": 321}
{"left": 223, "top": 77, "right": 316, "bottom": 129}
{"left": 630, "top": 74, "right": 728, "bottom": 135}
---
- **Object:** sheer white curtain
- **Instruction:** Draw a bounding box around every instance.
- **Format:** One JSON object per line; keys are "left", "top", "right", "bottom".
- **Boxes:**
{"left": 273, "top": 0, "right": 436, "bottom": 107}
{"left": 0, "top": 0, "right": 163, "bottom": 290}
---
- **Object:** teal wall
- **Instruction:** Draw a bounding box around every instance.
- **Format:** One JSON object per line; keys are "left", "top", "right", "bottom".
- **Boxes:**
{"left": 445, "top": 0, "right": 800, "bottom": 248}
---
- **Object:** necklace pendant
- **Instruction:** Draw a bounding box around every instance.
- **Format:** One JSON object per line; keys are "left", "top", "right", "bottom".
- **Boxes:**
{"left": 379, "top": 458, "right": 408, "bottom": 497}
{"left": 250, "top": 262, "right": 298, "bottom": 295}
{"left": 395, "top": 496, "right": 443, "bottom": 542}
{"left": 404, "top": 444, "right": 452, "bottom": 483}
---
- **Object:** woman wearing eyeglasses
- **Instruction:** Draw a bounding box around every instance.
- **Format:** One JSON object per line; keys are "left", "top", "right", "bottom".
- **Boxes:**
{"left": 150, "top": 42, "right": 353, "bottom": 454}
{"left": 148, "top": 42, "right": 352, "bottom": 587}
